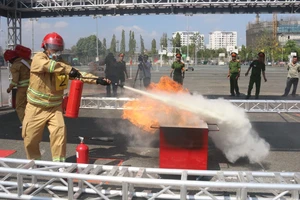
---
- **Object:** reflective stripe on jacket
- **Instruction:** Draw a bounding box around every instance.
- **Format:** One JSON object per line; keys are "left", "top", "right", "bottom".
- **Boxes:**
{"left": 28, "top": 52, "right": 98, "bottom": 107}
{"left": 9, "top": 58, "right": 31, "bottom": 88}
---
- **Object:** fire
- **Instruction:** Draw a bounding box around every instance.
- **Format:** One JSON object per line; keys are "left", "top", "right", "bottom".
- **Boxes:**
{"left": 122, "top": 76, "right": 200, "bottom": 133}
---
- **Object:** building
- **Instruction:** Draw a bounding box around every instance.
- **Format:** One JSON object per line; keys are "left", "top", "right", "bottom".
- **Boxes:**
{"left": 246, "top": 15, "right": 300, "bottom": 48}
{"left": 172, "top": 31, "right": 205, "bottom": 49}
{"left": 208, "top": 31, "right": 237, "bottom": 50}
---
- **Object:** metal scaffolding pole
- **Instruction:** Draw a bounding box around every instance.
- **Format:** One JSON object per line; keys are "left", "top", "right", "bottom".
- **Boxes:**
{"left": 0, "top": 158, "right": 300, "bottom": 200}
{"left": 80, "top": 97, "right": 300, "bottom": 113}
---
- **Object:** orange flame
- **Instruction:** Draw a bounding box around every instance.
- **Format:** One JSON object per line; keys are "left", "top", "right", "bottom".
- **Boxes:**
{"left": 122, "top": 76, "right": 199, "bottom": 133}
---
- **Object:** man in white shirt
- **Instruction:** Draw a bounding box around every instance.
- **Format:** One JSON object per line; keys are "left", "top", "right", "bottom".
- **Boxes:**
{"left": 282, "top": 56, "right": 300, "bottom": 97}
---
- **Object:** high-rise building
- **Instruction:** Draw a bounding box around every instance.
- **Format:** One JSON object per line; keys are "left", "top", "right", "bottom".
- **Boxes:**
{"left": 208, "top": 31, "right": 237, "bottom": 50}
{"left": 172, "top": 31, "right": 205, "bottom": 49}
{"left": 246, "top": 16, "right": 300, "bottom": 48}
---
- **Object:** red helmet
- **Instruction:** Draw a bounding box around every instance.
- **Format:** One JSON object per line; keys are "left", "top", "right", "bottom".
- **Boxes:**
{"left": 4, "top": 50, "right": 18, "bottom": 62}
{"left": 41, "top": 32, "right": 64, "bottom": 51}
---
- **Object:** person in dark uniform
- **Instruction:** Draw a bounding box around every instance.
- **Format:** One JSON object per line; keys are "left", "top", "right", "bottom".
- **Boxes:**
{"left": 104, "top": 53, "right": 118, "bottom": 97}
{"left": 245, "top": 52, "right": 268, "bottom": 99}
{"left": 138, "top": 54, "right": 152, "bottom": 89}
{"left": 227, "top": 52, "right": 241, "bottom": 96}
{"left": 117, "top": 53, "right": 128, "bottom": 94}
{"left": 170, "top": 53, "right": 185, "bottom": 85}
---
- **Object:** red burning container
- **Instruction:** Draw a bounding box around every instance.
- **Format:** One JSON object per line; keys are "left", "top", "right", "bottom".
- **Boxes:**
{"left": 159, "top": 121, "right": 209, "bottom": 170}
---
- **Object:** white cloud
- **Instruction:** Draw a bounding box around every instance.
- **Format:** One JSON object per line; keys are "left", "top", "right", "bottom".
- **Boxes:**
{"left": 19, "top": 19, "right": 70, "bottom": 51}
{"left": 39, "top": 22, "right": 51, "bottom": 30}
{"left": 114, "top": 25, "right": 158, "bottom": 38}
{"left": 54, "top": 21, "right": 68, "bottom": 28}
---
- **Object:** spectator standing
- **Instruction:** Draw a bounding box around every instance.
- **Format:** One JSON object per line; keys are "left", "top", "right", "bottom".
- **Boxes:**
{"left": 282, "top": 56, "right": 300, "bottom": 97}
{"left": 117, "top": 53, "right": 128, "bottom": 94}
{"left": 227, "top": 52, "right": 241, "bottom": 97}
{"left": 104, "top": 53, "right": 119, "bottom": 97}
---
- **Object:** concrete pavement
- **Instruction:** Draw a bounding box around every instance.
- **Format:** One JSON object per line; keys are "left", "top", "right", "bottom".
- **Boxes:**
{"left": 0, "top": 65, "right": 300, "bottom": 173}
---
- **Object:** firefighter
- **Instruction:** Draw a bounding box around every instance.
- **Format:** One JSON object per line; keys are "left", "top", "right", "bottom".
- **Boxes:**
{"left": 227, "top": 52, "right": 241, "bottom": 97}
{"left": 245, "top": 52, "right": 267, "bottom": 99}
{"left": 22, "top": 32, "right": 111, "bottom": 162}
{"left": 4, "top": 49, "right": 31, "bottom": 128}
{"left": 170, "top": 53, "right": 185, "bottom": 85}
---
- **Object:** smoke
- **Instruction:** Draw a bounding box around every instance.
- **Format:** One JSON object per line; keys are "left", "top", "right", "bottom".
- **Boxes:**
{"left": 99, "top": 117, "right": 158, "bottom": 147}
{"left": 124, "top": 86, "right": 270, "bottom": 164}
{"left": 187, "top": 95, "right": 270, "bottom": 164}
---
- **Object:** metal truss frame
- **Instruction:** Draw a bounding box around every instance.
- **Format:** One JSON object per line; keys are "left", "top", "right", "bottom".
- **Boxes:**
{"left": 2, "top": 0, "right": 22, "bottom": 48}
{"left": 80, "top": 97, "right": 136, "bottom": 110}
{"left": 230, "top": 100, "right": 300, "bottom": 113}
{"left": 0, "top": 157, "right": 300, "bottom": 200}
{"left": 80, "top": 97, "right": 300, "bottom": 113}
{"left": 1, "top": 0, "right": 300, "bottom": 18}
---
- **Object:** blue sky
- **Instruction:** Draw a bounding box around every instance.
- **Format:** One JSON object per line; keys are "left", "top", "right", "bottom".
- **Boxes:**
{"left": 0, "top": 14, "right": 296, "bottom": 52}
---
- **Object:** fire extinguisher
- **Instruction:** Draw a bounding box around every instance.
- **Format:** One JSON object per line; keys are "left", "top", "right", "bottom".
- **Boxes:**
{"left": 11, "top": 88, "right": 17, "bottom": 109}
{"left": 62, "top": 93, "right": 68, "bottom": 114}
{"left": 76, "top": 136, "right": 89, "bottom": 164}
{"left": 65, "top": 79, "right": 83, "bottom": 118}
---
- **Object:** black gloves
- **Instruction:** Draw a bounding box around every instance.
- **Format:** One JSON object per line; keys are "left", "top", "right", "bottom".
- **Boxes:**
{"left": 96, "top": 77, "right": 111, "bottom": 85}
{"left": 69, "top": 68, "right": 81, "bottom": 78}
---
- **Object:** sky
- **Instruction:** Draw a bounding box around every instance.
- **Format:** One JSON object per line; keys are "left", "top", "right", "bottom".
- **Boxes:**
{"left": 0, "top": 14, "right": 297, "bottom": 52}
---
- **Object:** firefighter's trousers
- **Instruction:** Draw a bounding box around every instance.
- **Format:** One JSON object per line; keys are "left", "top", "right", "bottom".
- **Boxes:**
{"left": 22, "top": 103, "right": 66, "bottom": 161}
{"left": 16, "top": 87, "right": 28, "bottom": 123}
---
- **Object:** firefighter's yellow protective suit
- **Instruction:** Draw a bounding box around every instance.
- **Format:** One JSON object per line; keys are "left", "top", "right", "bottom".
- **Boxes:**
{"left": 22, "top": 52, "right": 97, "bottom": 161}
{"left": 8, "top": 58, "right": 31, "bottom": 123}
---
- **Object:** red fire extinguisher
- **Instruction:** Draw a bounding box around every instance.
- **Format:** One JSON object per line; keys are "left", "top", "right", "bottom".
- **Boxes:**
{"left": 65, "top": 79, "right": 83, "bottom": 118}
{"left": 61, "top": 94, "right": 68, "bottom": 114}
{"left": 76, "top": 136, "right": 89, "bottom": 164}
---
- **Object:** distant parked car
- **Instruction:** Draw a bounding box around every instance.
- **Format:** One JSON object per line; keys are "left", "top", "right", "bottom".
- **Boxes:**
{"left": 186, "top": 66, "right": 194, "bottom": 71}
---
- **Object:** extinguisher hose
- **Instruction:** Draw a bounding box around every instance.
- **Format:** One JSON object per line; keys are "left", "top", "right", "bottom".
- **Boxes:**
{"left": 81, "top": 77, "right": 124, "bottom": 88}
{"left": 90, "top": 137, "right": 114, "bottom": 142}
{"left": 75, "top": 136, "right": 114, "bottom": 142}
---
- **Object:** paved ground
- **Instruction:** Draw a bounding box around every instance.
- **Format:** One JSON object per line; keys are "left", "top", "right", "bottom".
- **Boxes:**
{"left": 1, "top": 65, "right": 300, "bottom": 173}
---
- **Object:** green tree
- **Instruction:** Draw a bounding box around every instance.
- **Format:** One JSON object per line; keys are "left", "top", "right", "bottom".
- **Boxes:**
{"left": 128, "top": 31, "right": 136, "bottom": 56}
{"left": 132, "top": 32, "right": 136, "bottom": 54}
{"left": 190, "top": 33, "right": 201, "bottom": 63}
{"left": 173, "top": 33, "right": 181, "bottom": 48}
{"left": 102, "top": 38, "right": 107, "bottom": 55}
{"left": 120, "top": 30, "right": 126, "bottom": 54}
{"left": 160, "top": 33, "right": 168, "bottom": 60}
{"left": 75, "top": 35, "right": 102, "bottom": 63}
{"left": 140, "top": 35, "right": 145, "bottom": 54}
{"left": 110, "top": 34, "right": 117, "bottom": 54}
{"left": 128, "top": 31, "right": 132, "bottom": 55}
{"left": 160, "top": 33, "right": 168, "bottom": 49}
{"left": 282, "top": 40, "right": 300, "bottom": 61}
{"left": 151, "top": 39, "right": 157, "bottom": 56}
{"left": 239, "top": 45, "right": 247, "bottom": 61}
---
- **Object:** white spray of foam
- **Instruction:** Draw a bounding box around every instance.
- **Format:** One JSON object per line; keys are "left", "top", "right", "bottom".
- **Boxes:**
{"left": 123, "top": 86, "right": 270, "bottom": 163}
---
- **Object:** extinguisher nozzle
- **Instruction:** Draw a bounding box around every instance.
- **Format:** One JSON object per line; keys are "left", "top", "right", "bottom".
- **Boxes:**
{"left": 115, "top": 83, "right": 124, "bottom": 88}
